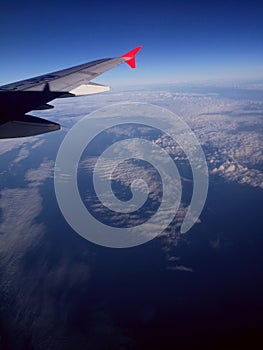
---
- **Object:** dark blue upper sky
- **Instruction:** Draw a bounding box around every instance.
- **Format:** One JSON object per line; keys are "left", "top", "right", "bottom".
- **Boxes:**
{"left": 1, "top": 0, "right": 263, "bottom": 86}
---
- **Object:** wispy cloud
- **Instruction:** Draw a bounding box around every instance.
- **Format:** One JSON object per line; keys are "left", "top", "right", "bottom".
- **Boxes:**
{"left": 25, "top": 159, "right": 54, "bottom": 187}
{"left": 0, "top": 187, "right": 45, "bottom": 265}
{"left": 13, "top": 146, "right": 30, "bottom": 163}
{"left": 0, "top": 136, "right": 45, "bottom": 157}
{"left": 167, "top": 265, "right": 194, "bottom": 272}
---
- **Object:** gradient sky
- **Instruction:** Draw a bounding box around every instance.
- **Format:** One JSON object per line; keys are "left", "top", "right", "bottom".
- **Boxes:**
{"left": 1, "top": 0, "right": 263, "bottom": 86}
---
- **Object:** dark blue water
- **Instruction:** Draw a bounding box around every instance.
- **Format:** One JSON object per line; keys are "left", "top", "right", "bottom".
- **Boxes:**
{"left": 2, "top": 153, "right": 262, "bottom": 349}
{"left": 1, "top": 109, "right": 263, "bottom": 349}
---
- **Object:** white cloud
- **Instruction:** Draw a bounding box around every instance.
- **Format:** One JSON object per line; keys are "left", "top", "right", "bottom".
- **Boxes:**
{"left": 0, "top": 187, "right": 45, "bottom": 266}
{"left": 25, "top": 159, "right": 54, "bottom": 187}
{"left": 0, "top": 135, "right": 45, "bottom": 157}
{"left": 167, "top": 265, "right": 194, "bottom": 272}
{"left": 13, "top": 146, "right": 30, "bottom": 163}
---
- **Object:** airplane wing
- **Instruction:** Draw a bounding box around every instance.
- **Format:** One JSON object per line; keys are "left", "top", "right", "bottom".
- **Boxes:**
{"left": 0, "top": 46, "right": 142, "bottom": 139}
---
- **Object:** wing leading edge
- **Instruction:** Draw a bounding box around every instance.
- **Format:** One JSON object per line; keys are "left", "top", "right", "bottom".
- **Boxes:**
{"left": 0, "top": 46, "right": 142, "bottom": 139}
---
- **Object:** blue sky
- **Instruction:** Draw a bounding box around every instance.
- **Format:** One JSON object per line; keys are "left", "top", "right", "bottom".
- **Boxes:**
{"left": 1, "top": 0, "right": 263, "bottom": 86}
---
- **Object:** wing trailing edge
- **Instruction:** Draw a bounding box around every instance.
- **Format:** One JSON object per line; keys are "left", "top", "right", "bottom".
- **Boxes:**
{"left": 69, "top": 82, "right": 110, "bottom": 96}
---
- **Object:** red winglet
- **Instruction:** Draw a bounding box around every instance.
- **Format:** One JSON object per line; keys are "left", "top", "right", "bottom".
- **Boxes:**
{"left": 121, "top": 46, "right": 142, "bottom": 68}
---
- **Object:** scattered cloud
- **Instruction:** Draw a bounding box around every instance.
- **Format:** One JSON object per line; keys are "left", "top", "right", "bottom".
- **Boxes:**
{"left": 167, "top": 265, "right": 194, "bottom": 272}
{"left": 25, "top": 159, "right": 54, "bottom": 187}
{"left": 79, "top": 89, "right": 263, "bottom": 190}
{"left": 0, "top": 187, "right": 45, "bottom": 266}
{"left": 13, "top": 146, "right": 30, "bottom": 163}
{"left": 0, "top": 135, "right": 45, "bottom": 157}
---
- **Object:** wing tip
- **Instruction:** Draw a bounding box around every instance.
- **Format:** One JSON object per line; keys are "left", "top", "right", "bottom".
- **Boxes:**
{"left": 121, "top": 46, "right": 142, "bottom": 68}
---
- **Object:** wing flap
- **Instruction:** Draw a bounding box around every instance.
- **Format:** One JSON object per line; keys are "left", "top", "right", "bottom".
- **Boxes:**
{"left": 69, "top": 82, "right": 109, "bottom": 96}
